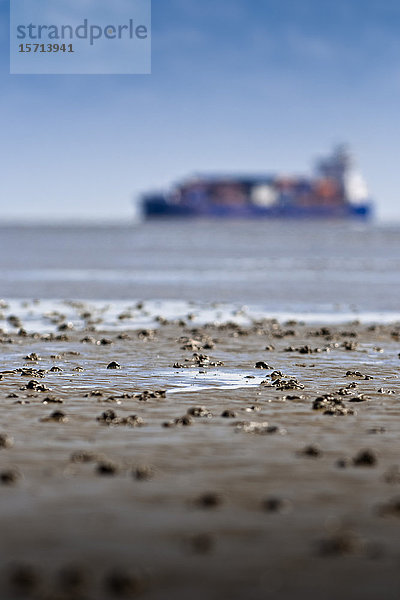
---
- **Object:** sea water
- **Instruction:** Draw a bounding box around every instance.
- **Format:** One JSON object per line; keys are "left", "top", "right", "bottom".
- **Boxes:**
{"left": 1, "top": 220, "right": 399, "bottom": 327}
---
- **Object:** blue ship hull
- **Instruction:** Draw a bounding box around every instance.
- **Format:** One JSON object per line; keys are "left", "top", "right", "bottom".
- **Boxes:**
{"left": 143, "top": 198, "right": 372, "bottom": 220}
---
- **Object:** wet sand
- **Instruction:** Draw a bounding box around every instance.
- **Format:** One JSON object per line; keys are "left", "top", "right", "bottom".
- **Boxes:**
{"left": 1, "top": 309, "right": 400, "bottom": 600}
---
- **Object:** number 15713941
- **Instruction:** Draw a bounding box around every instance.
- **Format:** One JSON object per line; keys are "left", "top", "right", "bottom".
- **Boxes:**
{"left": 19, "top": 43, "right": 74, "bottom": 53}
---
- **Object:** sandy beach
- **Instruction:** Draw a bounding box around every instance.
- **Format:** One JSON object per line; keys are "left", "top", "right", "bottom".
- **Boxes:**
{"left": 1, "top": 305, "right": 399, "bottom": 599}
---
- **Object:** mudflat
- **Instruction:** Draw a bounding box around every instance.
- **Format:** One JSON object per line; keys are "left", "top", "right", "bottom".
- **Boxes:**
{"left": 0, "top": 315, "right": 399, "bottom": 600}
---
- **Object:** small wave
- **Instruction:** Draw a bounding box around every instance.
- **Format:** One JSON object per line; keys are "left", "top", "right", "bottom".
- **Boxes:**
{"left": 1, "top": 298, "right": 400, "bottom": 335}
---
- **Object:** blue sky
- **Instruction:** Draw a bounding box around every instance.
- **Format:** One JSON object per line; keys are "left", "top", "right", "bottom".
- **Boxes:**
{"left": 1, "top": 0, "right": 400, "bottom": 220}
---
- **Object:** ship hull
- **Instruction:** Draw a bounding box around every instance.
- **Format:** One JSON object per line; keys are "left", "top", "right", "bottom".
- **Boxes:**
{"left": 143, "top": 199, "right": 372, "bottom": 220}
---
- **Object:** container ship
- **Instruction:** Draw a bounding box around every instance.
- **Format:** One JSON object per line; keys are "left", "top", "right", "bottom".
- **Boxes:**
{"left": 140, "top": 146, "right": 373, "bottom": 220}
